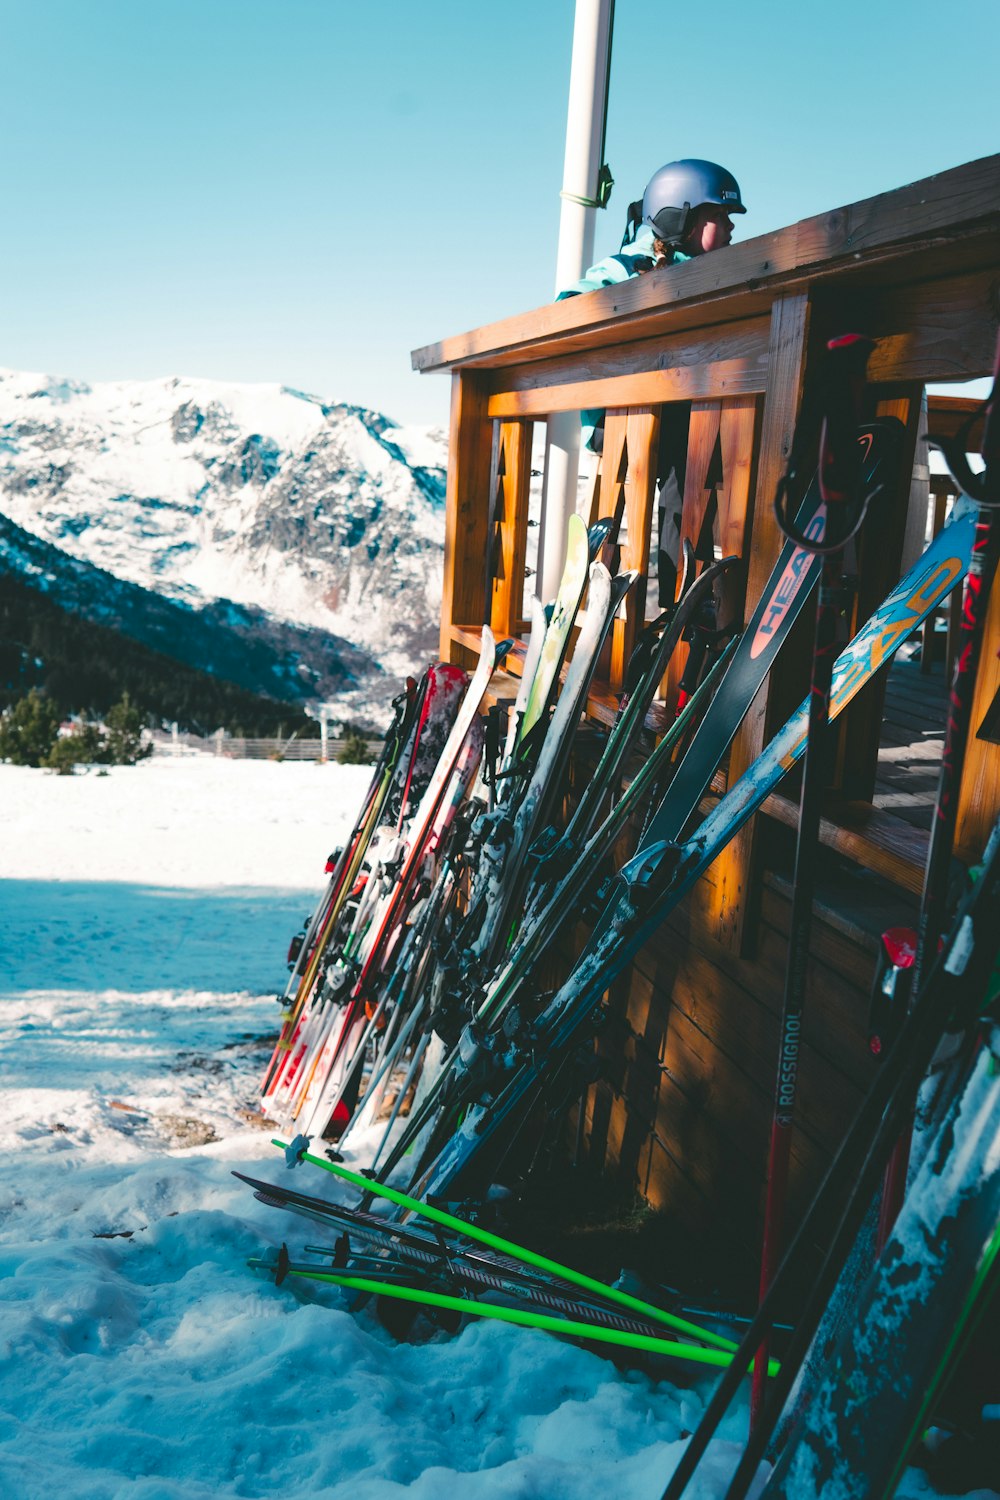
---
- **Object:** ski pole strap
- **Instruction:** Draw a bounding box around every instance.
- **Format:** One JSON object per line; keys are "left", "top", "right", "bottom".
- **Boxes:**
{"left": 273, "top": 1136, "right": 737, "bottom": 1352}
{"left": 819, "top": 333, "right": 875, "bottom": 502}
{"left": 774, "top": 333, "right": 882, "bottom": 554}
{"left": 929, "top": 328, "right": 1000, "bottom": 505}
{"left": 278, "top": 1264, "right": 780, "bottom": 1375}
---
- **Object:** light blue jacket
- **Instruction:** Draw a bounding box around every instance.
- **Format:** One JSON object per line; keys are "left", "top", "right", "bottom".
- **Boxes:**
{"left": 556, "top": 225, "right": 689, "bottom": 299}
{"left": 556, "top": 226, "right": 690, "bottom": 445}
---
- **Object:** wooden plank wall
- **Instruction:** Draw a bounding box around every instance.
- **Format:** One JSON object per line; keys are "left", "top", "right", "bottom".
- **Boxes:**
{"left": 577, "top": 867, "right": 882, "bottom": 1264}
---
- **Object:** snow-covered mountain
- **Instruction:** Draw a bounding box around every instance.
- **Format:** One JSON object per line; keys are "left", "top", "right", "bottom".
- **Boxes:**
{"left": 0, "top": 368, "right": 447, "bottom": 718}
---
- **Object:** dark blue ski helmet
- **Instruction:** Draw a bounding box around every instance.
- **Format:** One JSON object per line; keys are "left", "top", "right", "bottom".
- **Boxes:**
{"left": 641, "top": 159, "right": 746, "bottom": 243}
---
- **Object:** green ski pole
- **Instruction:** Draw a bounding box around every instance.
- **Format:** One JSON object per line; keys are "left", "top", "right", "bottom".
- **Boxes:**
{"left": 256, "top": 1257, "right": 778, "bottom": 1375}
{"left": 274, "top": 1137, "right": 742, "bottom": 1357}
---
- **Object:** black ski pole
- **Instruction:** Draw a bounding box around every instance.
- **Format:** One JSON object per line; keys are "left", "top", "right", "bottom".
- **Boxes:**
{"left": 750, "top": 332, "right": 879, "bottom": 1424}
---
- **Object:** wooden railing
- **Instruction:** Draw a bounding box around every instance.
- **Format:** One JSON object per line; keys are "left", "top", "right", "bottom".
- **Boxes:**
{"left": 414, "top": 153, "right": 1000, "bottom": 952}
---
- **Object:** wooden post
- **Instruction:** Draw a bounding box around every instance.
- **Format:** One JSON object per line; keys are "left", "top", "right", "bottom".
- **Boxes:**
{"left": 440, "top": 371, "right": 494, "bottom": 664}
{"left": 708, "top": 293, "right": 812, "bottom": 954}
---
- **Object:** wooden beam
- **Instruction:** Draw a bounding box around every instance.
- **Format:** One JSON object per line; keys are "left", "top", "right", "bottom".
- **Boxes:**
{"left": 592, "top": 413, "right": 630, "bottom": 688}
{"left": 709, "top": 293, "right": 813, "bottom": 954}
{"left": 664, "top": 397, "right": 761, "bottom": 711}
{"left": 718, "top": 397, "right": 763, "bottom": 565}
{"left": 486, "top": 318, "right": 770, "bottom": 396}
{"left": 858, "top": 266, "right": 1000, "bottom": 384}
{"left": 760, "top": 793, "right": 927, "bottom": 896}
{"left": 486, "top": 355, "right": 765, "bottom": 418}
{"left": 926, "top": 394, "right": 987, "bottom": 442}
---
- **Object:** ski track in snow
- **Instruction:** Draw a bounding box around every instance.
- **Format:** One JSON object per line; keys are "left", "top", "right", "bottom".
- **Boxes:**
{"left": 0, "top": 756, "right": 964, "bottom": 1499}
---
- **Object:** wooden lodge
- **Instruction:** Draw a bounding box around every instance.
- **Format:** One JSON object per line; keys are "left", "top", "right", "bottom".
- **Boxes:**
{"left": 411, "top": 153, "right": 1000, "bottom": 1277}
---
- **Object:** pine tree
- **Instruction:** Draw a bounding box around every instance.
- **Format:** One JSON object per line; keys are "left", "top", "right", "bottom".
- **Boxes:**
{"left": 46, "top": 722, "right": 108, "bottom": 775}
{"left": 105, "top": 693, "right": 152, "bottom": 766}
{"left": 0, "top": 690, "right": 60, "bottom": 766}
{"left": 337, "top": 725, "right": 373, "bottom": 765}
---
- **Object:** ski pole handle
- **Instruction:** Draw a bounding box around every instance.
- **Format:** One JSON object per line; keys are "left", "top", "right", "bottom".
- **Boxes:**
{"left": 819, "top": 333, "right": 875, "bottom": 507}
{"left": 772, "top": 333, "right": 879, "bottom": 552}
{"left": 929, "top": 326, "right": 1000, "bottom": 505}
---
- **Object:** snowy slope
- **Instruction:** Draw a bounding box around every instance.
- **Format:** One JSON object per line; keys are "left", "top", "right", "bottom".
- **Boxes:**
{"left": 0, "top": 368, "right": 447, "bottom": 693}
{"left": 0, "top": 756, "right": 975, "bottom": 1500}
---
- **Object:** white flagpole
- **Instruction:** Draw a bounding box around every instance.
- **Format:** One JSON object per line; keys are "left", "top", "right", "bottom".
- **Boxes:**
{"left": 537, "top": 0, "right": 614, "bottom": 602}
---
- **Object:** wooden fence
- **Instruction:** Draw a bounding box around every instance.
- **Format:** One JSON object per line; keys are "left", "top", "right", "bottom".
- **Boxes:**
{"left": 149, "top": 731, "right": 380, "bottom": 761}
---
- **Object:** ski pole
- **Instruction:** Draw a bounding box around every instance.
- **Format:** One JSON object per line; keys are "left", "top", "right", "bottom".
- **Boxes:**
{"left": 750, "top": 333, "right": 880, "bottom": 1424}
{"left": 367, "top": 1032, "right": 431, "bottom": 1170}
{"left": 264, "top": 1262, "right": 774, "bottom": 1373}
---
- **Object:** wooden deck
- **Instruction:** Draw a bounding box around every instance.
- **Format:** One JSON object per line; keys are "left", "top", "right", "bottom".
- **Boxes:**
{"left": 876, "top": 653, "right": 949, "bottom": 831}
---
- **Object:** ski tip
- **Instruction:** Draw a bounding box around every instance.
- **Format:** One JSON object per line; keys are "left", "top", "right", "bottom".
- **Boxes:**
{"left": 586, "top": 515, "right": 613, "bottom": 558}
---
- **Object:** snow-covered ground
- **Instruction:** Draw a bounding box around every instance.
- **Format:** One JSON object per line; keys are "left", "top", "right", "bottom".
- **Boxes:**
{"left": 0, "top": 756, "right": 969, "bottom": 1498}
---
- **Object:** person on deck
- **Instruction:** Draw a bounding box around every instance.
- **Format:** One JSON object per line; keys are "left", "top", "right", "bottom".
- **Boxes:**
{"left": 557, "top": 158, "right": 747, "bottom": 606}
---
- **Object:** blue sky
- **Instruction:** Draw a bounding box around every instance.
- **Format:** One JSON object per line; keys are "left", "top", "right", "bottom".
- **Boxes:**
{"left": 1, "top": 0, "right": 996, "bottom": 427}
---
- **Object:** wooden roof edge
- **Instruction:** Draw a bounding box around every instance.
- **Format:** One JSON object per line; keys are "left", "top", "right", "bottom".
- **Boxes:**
{"left": 411, "top": 152, "right": 1000, "bottom": 375}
